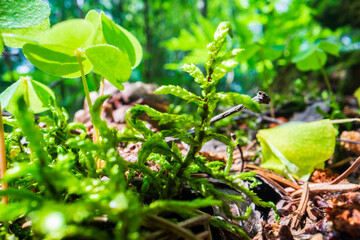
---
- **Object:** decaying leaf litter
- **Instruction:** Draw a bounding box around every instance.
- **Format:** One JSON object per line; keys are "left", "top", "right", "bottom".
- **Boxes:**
{"left": 74, "top": 80, "right": 360, "bottom": 240}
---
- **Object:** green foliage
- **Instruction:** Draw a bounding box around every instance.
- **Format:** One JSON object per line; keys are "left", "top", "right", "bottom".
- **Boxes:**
{"left": 0, "top": 3, "right": 283, "bottom": 239}
{"left": 101, "top": 13, "right": 143, "bottom": 69}
{"left": 0, "top": 0, "right": 50, "bottom": 49}
{"left": 354, "top": 87, "right": 360, "bottom": 106}
{"left": 22, "top": 9, "right": 142, "bottom": 92}
{"left": 126, "top": 22, "right": 278, "bottom": 238}
{"left": 257, "top": 120, "right": 336, "bottom": 180}
{"left": 85, "top": 44, "right": 132, "bottom": 90}
{"left": 0, "top": 76, "right": 55, "bottom": 114}
{"left": 292, "top": 40, "right": 339, "bottom": 71}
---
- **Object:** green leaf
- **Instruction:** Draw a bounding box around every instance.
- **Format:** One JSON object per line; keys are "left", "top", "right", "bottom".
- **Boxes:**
{"left": 101, "top": 13, "right": 143, "bottom": 68}
{"left": 23, "top": 43, "right": 93, "bottom": 78}
{"left": 292, "top": 42, "right": 336, "bottom": 71}
{"left": 85, "top": 44, "right": 132, "bottom": 90}
{"left": 257, "top": 120, "right": 336, "bottom": 180}
{"left": 0, "top": 80, "right": 20, "bottom": 110}
{"left": 1, "top": 19, "right": 49, "bottom": 48}
{"left": 0, "top": 0, "right": 50, "bottom": 29}
{"left": 319, "top": 41, "right": 339, "bottom": 57}
{"left": 0, "top": 35, "right": 3, "bottom": 53}
{"left": 12, "top": 95, "right": 50, "bottom": 166}
{"left": 3, "top": 162, "right": 40, "bottom": 183}
{"left": 85, "top": 10, "right": 103, "bottom": 45}
{"left": 216, "top": 92, "right": 261, "bottom": 113}
{"left": 129, "top": 105, "right": 196, "bottom": 128}
{"left": 206, "top": 22, "right": 232, "bottom": 71}
{"left": 181, "top": 63, "right": 206, "bottom": 85}
{"left": 0, "top": 76, "right": 55, "bottom": 114}
{"left": 154, "top": 85, "right": 203, "bottom": 106}
{"left": 295, "top": 50, "right": 326, "bottom": 71}
{"left": 39, "top": 19, "right": 94, "bottom": 49}
{"left": 354, "top": 87, "right": 360, "bottom": 106}
{"left": 292, "top": 44, "right": 318, "bottom": 63}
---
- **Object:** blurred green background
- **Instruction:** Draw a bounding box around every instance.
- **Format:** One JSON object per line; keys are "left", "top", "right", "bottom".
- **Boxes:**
{"left": 1, "top": 0, "right": 360, "bottom": 118}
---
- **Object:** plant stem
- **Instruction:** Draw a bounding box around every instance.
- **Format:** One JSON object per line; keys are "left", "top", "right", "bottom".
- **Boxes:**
{"left": 75, "top": 50, "right": 93, "bottom": 110}
{"left": 23, "top": 77, "right": 30, "bottom": 107}
{"left": 75, "top": 50, "right": 101, "bottom": 168}
{"left": 320, "top": 66, "right": 335, "bottom": 105}
{"left": 0, "top": 104, "right": 8, "bottom": 204}
{"left": 99, "top": 75, "right": 105, "bottom": 97}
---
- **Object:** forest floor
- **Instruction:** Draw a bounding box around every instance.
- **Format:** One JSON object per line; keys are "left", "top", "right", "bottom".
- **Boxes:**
{"left": 75, "top": 81, "right": 360, "bottom": 240}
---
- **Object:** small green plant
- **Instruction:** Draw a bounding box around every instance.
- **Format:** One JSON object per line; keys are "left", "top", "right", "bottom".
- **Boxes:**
{"left": 292, "top": 40, "right": 340, "bottom": 107}
{"left": 125, "top": 21, "right": 278, "bottom": 234}
{"left": 0, "top": 2, "right": 278, "bottom": 239}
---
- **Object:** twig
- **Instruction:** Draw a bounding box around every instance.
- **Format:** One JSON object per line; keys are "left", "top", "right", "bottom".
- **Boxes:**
{"left": 328, "top": 157, "right": 353, "bottom": 169}
{"left": 145, "top": 216, "right": 202, "bottom": 240}
{"left": 253, "top": 170, "right": 290, "bottom": 197}
{"left": 231, "top": 133, "right": 244, "bottom": 173}
{"left": 245, "top": 164, "right": 301, "bottom": 190}
{"left": 210, "top": 91, "right": 270, "bottom": 125}
{"left": 195, "top": 231, "right": 211, "bottom": 239}
{"left": 336, "top": 138, "right": 360, "bottom": 145}
{"left": 204, "top": 224, "right": 213, "bottom": 240}
{"left": 330, "top": 156, "right": 360, "bottom": 184}
{"left": 291, "top": 182, "right": 309, "bottom": 229}
{"left": 238, "top": 110, "right": 285, "bottom": 124}
{"left": 166, "top": 91, "right": 270, "bottom": 144}
{"left": 290, "top": 183, "right": 359, "bottom": 198}
{"left": 331, "top": 118, "right": 360, "bottom": 124}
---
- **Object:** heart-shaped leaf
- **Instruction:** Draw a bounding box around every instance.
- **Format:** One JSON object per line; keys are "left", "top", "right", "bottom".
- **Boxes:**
{"left": 85, "top": 44, "right": 132, "bottom": 90}
{"left": 101, "top": 13, "right": 143, "bottom": 68}
{"left": 0, "top": 0, "right": 50, "bottom": 29}
{"left": 39, "top": 19, "right": 94, "bottom": 49}
{"left": 85, "top": 10, "right": 103, "bottom": 45}
{"left": 23, "top": 43, "right": 93, "bottom": 78}
{"left": 0, "top": 0, "right": 50, "bottom": 49}
{"left": 1, "top": 19, "right": 49, "bottom": 48}
{"left": 0, "top": 76, "right": 55, "bottom": 114}
{"left": 257, "top": 120, "right": 336, "bottom": 180}
{"left": 319, "top": 41, "right": 339, "bottom": 57}
{"left": 292, "top": 41, "right": 339, "bottom": 71}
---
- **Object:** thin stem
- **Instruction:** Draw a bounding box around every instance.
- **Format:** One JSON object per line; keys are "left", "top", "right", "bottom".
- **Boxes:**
{"left": 99, "top": 75, "right": 105, "bottom": 97}
{"left": 75, "top": 49, "right": 93, "bottom": 110}
{"left": 0, "top": 104, "right": 8, "bottom": 204}
{"left": 23, "top": 77, "right": 30, "bottom": 107}
{"left": 320, "top": 66, "right": 335, "bottom": 105}
{"left": 75, "top": 50, "right": 101, "bottom": 168}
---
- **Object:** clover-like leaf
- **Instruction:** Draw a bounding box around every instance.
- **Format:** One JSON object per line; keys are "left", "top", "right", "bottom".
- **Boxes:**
{"left": 85, "top": 10, "right": 103, "bottom": 45}
{"left": 0, "top": 0, "right": 50, "bottom": 29}
{"left": 257, "top": 120, "right": 336, "bottom": 180}
{"left": 0, "top": 76, "right": 55, "bottom": 114}
{"left": 23, "top": 43, "right": 93, "bottom": 78}
{"left": 292, "top": 41, "right": 339, "bottom": 72}
{"left": 85, "top": 44, "right": 132, "bottom": 90}
{"left": 0, "top": 0, "right": 51, "bottom": 49}
{"left": 101, "top": 13, "right": 143, "bottom": 68}
{"left": 39, "top": 19, "right": 94, "bottom": 49}
{"left": 319, "top": 41, "right": 339, "bottom": 57}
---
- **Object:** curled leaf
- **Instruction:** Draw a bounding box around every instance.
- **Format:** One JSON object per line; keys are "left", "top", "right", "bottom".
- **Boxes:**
{"left": 257, "top": 120, "right": 336, "bottom": 180}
